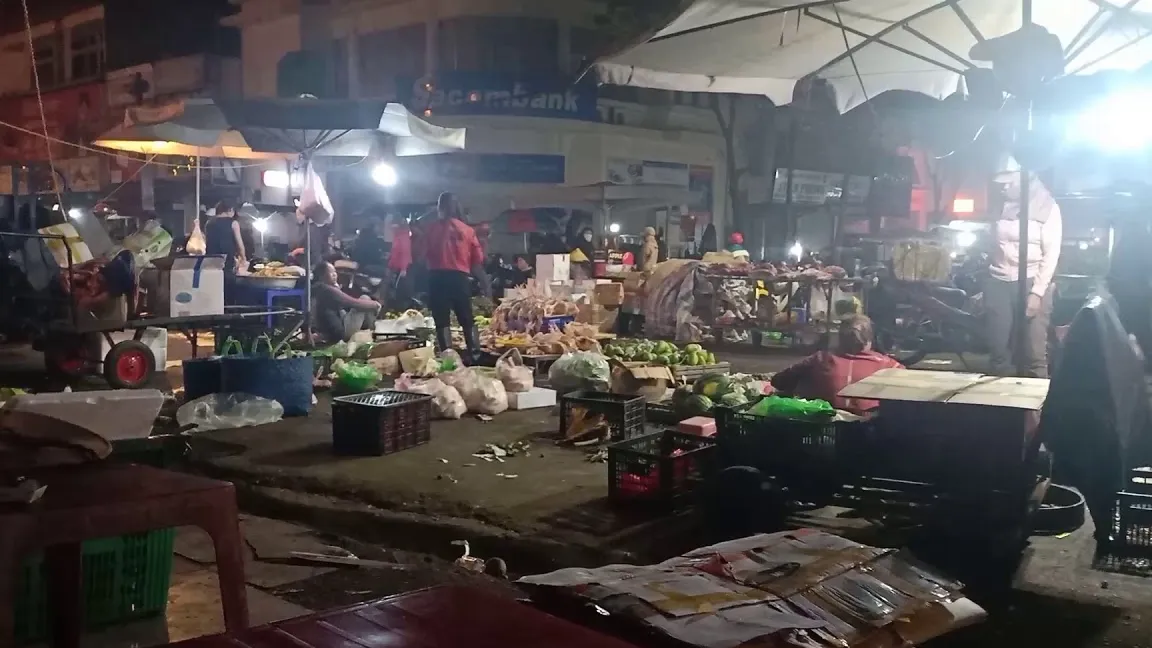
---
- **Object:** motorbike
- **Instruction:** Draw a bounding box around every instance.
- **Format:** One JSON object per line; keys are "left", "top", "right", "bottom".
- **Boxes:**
{"left": 866, "top": 253, "right": 988, "bottom": 367}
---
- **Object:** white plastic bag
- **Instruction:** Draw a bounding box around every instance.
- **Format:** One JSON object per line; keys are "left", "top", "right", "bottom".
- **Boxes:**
{"left": 296, "top": 162, "right": 334, "bottom": 226}
{"left": 468, "top": 371, "right": 508, "bottom": 415}
{"left": 496, "top": 349, "right": 534, "bottom": 393}
{"left": 395, "top": 374, "right": 466, "bottom": 419}
{"left": 440, "top": 367, "right": 508, "bottom": 415}
{"left": 185, "top": 218, "right": 207, "bottom": 255}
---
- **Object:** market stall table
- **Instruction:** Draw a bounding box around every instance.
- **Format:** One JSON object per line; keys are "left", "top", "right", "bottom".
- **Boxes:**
{"left": 160, "top": 585, "right": 639, "bottom": 648}
{"left": 0, "top": 464, "right": 248, "bottom": 648}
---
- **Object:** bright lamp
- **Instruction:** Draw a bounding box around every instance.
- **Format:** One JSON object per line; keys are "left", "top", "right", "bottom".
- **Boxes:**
{"left": 262, "top": 169, "right": 290, "bottom": 188}
{"left": 1067, "top": 87, "right": 1152, "bottom": 152}
{"left": 371, "top": 163, "right": 398, "bottom": 187}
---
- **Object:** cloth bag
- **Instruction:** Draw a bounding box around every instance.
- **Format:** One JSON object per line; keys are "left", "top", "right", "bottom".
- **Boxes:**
{"left": 221, "top": 336, "right": 314, "bottom": 416}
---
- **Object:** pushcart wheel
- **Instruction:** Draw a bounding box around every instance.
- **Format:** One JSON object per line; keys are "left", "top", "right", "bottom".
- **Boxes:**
{"left": 104, "top": 340, "right": 156, "bottom": 389}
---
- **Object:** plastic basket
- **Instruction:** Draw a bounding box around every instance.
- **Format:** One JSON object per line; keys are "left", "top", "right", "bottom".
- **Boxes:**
{"left": 332, "top": 390, "right": 433, "bottom": 456}
{"left": 15, "top": 528, "right": 176, "bottom": 644}
{"left": 608, "top": 430, "right": 716, "bottom": 508}
{"left": 714, "top": 406, "right": 859, "bottom": 479}
{"left": 559, "top": 390, "right": 646, "bottom": 442}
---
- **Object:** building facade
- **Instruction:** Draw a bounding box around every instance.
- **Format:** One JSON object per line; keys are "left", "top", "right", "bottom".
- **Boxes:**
{"left": 0, "top": 0, "right": 240, "bottom": 213}
{"left": 225, "top": 0, "right": 769, "bottom": 249}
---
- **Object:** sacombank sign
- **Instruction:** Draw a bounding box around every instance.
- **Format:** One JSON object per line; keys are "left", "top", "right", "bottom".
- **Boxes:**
{"left": 402, "top": 73, "right": 600, "bottom": 122}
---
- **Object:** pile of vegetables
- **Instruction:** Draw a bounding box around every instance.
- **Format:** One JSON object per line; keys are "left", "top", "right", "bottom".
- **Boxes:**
{"left": 670, "top": 372, "right": 769, "bottom": 417}
{"left": 603, "top": 339, "right": 717, "bottom": 366}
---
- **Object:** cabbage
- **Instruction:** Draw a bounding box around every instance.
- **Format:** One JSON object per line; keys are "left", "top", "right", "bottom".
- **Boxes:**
{"left": 548, "top": 351, "right": 611, "bottom": 393}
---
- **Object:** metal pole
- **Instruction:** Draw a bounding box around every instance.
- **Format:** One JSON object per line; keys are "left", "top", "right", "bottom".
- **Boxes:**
{"left": 194, "top": 155, "right": 201, "bottom": 232}
{"left": 1015, "top": 0, "right": 1033, "bottom": 376}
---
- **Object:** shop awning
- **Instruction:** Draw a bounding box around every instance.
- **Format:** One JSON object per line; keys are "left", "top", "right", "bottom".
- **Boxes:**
{"left": 595, "top": 0, "right": 1152, "bottom": 111}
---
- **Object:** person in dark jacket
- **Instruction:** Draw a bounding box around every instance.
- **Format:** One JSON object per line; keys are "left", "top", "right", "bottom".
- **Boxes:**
{"left": 203, "top": 200, "right": 247, "bottom": 272}
{"left": 312, "top": 260, "right": 381, "bottom": 343}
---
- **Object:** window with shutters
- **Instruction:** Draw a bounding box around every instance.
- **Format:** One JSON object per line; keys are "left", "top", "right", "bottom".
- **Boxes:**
{"left": 69, "top": 19, "right": 104, "bottom": 82}
{"left": 31, "top": 34, "right": 62, "bottom": 88}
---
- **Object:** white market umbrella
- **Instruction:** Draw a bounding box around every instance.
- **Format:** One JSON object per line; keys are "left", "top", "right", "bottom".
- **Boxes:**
{"left": 596, "top": 0, "right": 1152, "bottom": 112}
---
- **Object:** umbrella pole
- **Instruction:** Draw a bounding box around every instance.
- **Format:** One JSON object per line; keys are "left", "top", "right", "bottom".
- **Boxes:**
{"left": 194, "top": 155, "right": 201, "bottom": 231}
{"left": 305, "top": 213, "right": 312, "bottom": 344}
{"left": 1014, "top": 0, "right": 1033, "bottom": 377}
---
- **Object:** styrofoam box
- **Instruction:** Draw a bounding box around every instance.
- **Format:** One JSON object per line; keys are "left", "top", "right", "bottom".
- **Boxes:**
{"left": 536, "top": 254, "right": 571, "bottom": 282}
{"left": 507, "top": 387, "right": 557, "bottom": 410}
{"left": 92, "top": 327, "right": 169, "bottom": 370}
{"left": 4, "top": 389, "right": 165, "bottom": 441}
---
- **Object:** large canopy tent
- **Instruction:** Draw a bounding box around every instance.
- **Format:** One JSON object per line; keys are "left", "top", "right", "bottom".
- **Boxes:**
{"left": 595, "top": 0, "right": 1152, "bottom": 112}
{"left": 94, "top": 97, "right": 466, "bottom": 337}
{"left": 595, "top": 0, "right": 1152, "bottom": 375}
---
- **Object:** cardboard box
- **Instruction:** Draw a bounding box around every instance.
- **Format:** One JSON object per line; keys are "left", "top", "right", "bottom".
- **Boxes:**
{"left": 536, "top": 254, "right": 571, "bottom": 282}
{"left": 594, "top": 282, "right": 624, "bottom": 307}
{"left": 838, "top": 368, "right": 1048, "bottom": 485}
{"left": 611, "top": 361, "right": 674, "bottom": 403}
{"left": 170, "top": 255, "right": 225, "bottom": 317}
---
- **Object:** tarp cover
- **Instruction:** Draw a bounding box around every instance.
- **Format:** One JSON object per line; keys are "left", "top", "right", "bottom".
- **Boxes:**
{"left": 1040, "top": 292, "right": 1152, "bottom": 538}
{"left": 597, "top": 0, "right": 1152, "bottom": 111}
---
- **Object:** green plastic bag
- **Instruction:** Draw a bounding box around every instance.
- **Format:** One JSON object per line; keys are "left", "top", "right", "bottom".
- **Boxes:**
{"left": 747, "top": 394, "right": 834, "bottom": 420}
{"left": 335, "top": 361, "right": 381, "bottom": 393}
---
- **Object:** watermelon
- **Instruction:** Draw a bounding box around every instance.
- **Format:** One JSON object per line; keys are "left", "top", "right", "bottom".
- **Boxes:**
{"left": 671, "top": 386, "right": 695, "bottom": 407}
{"left": 720, "top": 391, "right": 749, "bottom": 408}
{"left": 695, "top": 373, "right": 732, "bottom": 399}
{"left": 686, "top": 394, "right": 714, "bottom": 415}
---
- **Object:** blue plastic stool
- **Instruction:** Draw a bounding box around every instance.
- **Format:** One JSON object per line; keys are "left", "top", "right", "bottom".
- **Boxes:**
{"left": 265, "top": 288, "right": 307, "bottom": 327}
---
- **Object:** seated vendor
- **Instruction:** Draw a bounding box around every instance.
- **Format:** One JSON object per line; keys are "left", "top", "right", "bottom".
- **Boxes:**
{"left": 312, "top": 260, "right": 381, "bottom": 343}
{"left": 770, "top": 314, "right": 902, "bottom": 415}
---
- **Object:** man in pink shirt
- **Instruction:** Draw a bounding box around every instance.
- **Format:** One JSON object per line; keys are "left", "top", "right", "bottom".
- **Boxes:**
{"left": 984, "top": 167, "right": 1062, "bottom": 378}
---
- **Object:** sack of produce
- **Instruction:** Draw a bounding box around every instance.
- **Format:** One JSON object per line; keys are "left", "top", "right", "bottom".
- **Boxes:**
{"left": 440, "top": 367, "right": 509, "bottom": 415}
{"left": 748, "top": 394, "right": 834, "bottom": 420}
{"left": 395, "top": 375, "right": 466, "bottom": 419}
{"left": 548, "top": 351, "right": 611, "bottom": 393}
{"left": 496, "top": 349, "right": 534, "bottom": 393}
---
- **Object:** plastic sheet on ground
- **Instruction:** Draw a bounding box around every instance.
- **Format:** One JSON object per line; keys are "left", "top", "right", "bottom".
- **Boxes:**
{"left": 177, "top": 393, "right": 284, "bottom": 432}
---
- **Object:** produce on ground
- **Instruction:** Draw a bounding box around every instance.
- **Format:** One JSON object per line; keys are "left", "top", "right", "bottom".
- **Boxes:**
{"left": 704, "top": 260, "right": 848, "bottom": 281}
{"left": 603, "top": 339, "right": 717, "bottom": 367}
{"left": 670, "top": 372, "right": 771, "bottom": 417}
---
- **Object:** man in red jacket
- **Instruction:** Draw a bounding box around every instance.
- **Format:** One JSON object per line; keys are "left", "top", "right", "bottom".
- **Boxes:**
{"left": 414, "top": 193, "right": 490, "bottom": 356}
{"left": 770, "top": 315, "right": 902, "bottom": 414}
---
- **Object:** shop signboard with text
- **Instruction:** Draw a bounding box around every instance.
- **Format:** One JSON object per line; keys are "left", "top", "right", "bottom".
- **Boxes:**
{"left": 399, "top": 73, "right": 599, "bottom": 121}
{"left": 606, "top": 157, "right": 715, "bottom": 239}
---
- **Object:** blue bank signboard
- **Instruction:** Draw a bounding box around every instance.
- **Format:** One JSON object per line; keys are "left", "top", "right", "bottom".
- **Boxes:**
{"left": 398, "top": 73, "right": 600, "bottom": 122}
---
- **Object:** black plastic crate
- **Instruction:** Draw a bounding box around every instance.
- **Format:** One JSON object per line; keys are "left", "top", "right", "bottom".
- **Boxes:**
{"left": 608, "top": 430, "right": 716, "bottom": 508}
{"left": 332, "top": 390, "right": 433, "bottom": 456}
{"left": 644, "top": 401, "right": 683, "bottom": 425}
{"left": 1103, "top": 466, "right": 1152, "bottom": 557}
{"left": 714, "top": 405, "right": 862, "bottom": 479}
{"left": 109, "top": 435, "right": 189, "bottom": 468}
{"left": 559, "top": 390, "right": 646, "bottom": 442}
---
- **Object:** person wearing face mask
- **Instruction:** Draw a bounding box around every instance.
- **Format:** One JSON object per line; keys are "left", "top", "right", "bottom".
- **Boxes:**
{"left": 984, "top": 162, "right": 1063, "bottom": 378}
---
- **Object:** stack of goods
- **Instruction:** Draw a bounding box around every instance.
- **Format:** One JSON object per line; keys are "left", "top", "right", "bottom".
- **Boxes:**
{"left": 603, "top": 339, "right": 716, "bottom": 367}
{"left": 519, "top": 529, "right": 984, "bottom": 648}
{"left": 490, "top": 287, "right": 581, "bottom": 335}
{"left": 704, "top": 260, "right": 849, "bottom": 281}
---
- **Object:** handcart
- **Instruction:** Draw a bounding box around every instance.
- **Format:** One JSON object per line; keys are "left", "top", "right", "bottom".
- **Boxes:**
{"left": 0, "top": 230, "right": 304, "bottom": 389}
{"left": 41, "top": 305, "right": 305, "bottom": 389}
